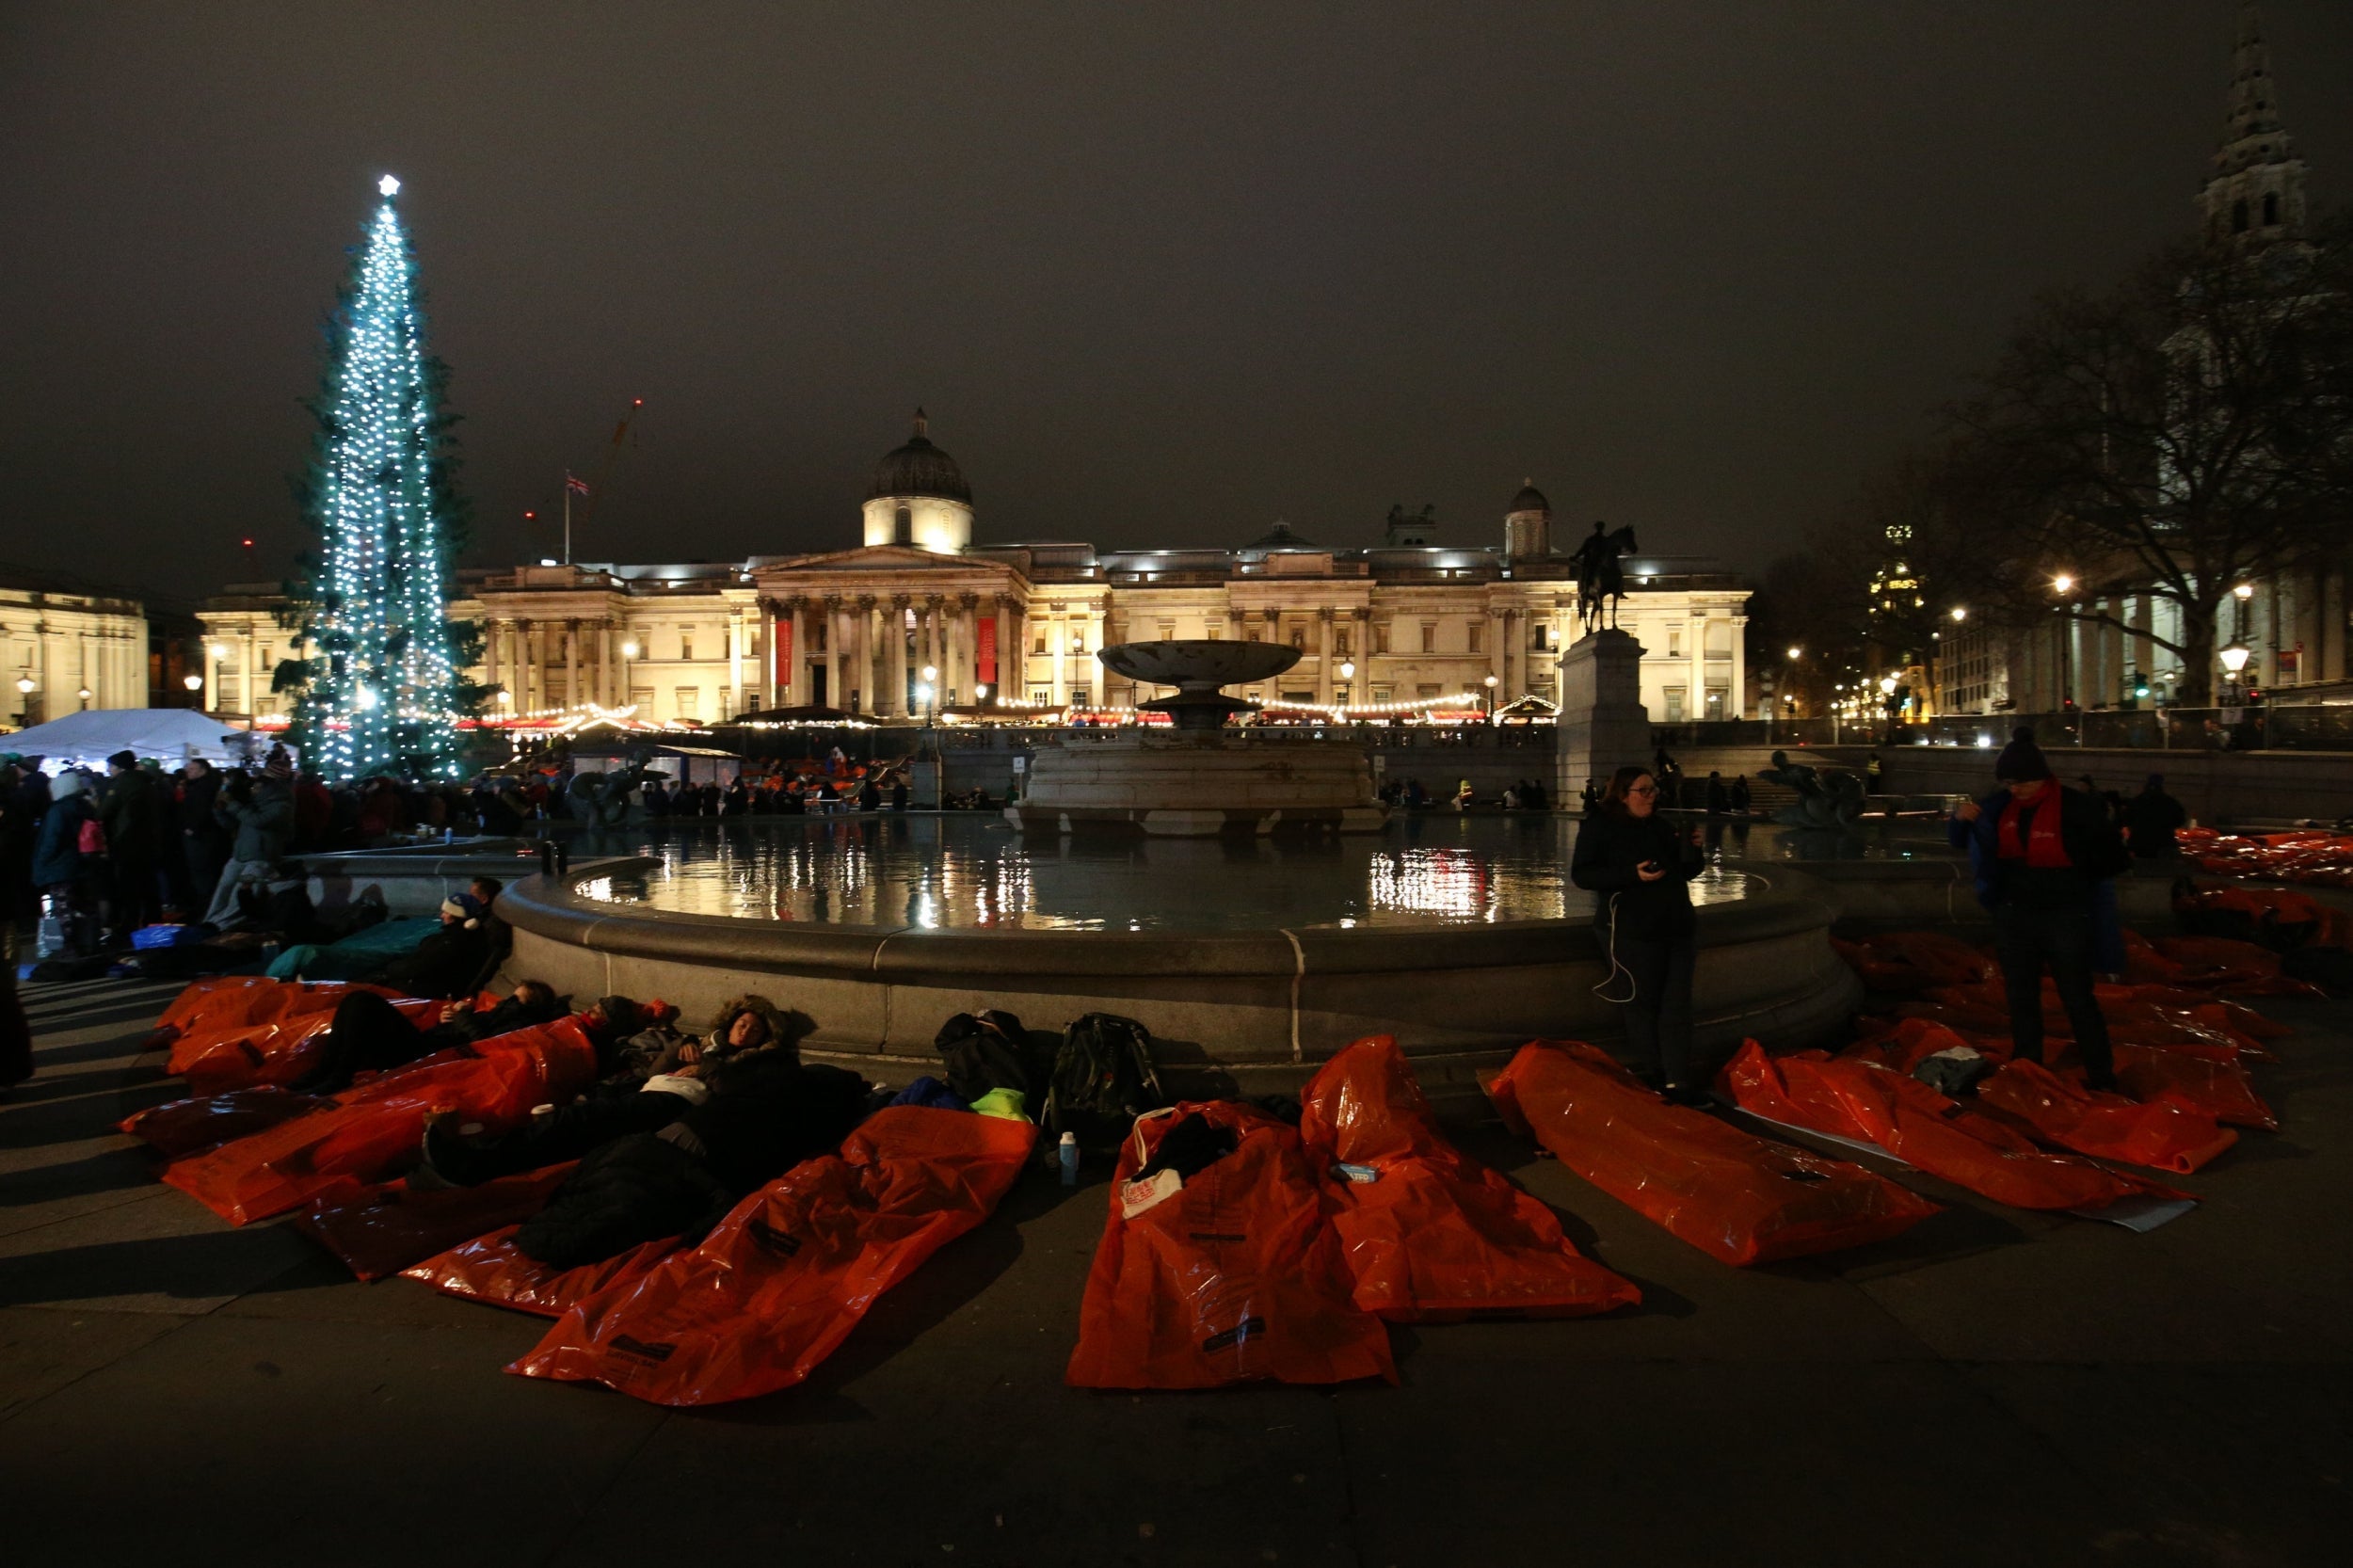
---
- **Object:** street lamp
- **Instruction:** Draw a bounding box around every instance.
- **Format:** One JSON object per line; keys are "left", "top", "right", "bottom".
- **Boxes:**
{"left": 2052, "top": 574, "right": 2074, "bottom": 596}
{"left": 921, "top": 664, "right": 939, "bottom": 721}
{"left": 182, "top": 673, "right": 202, "bottom": 693}
{"left": 1482, "top": 672, "right": 1498, "bottom": 720}
{"left": 1949, "top": 606, "right": 1967, "bottom": 623}
{"left": 14, "top": 677, "right": 33, "bottom": 695}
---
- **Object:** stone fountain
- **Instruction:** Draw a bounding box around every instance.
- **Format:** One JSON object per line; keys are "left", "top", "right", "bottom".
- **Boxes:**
{"left": 1005, "top": 640, "right": 1387, "bottom": 836}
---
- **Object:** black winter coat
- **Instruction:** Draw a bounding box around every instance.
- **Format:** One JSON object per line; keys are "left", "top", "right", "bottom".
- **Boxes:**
{"left": 1570, "top": 809, "right": 1701, "bottom": 943}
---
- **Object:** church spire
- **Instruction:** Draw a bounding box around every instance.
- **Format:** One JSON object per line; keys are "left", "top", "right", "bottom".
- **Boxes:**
{"left": 2201, "top": 3, "right": 2307, "bottom": 249}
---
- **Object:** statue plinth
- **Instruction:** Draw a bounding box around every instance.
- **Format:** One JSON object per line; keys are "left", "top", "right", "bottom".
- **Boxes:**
{"left": 1554, "top": 629, "right": 1650, "bottom": 804}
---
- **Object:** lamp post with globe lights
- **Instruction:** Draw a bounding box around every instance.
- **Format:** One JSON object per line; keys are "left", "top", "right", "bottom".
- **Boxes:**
{"left": 1481, "top": 673, "right": 1499, "bottom": 722}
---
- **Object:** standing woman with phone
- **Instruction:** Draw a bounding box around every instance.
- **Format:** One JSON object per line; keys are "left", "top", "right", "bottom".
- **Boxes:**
{"left": 1571, "top": 764, "right": 1705, "bottom": 1101}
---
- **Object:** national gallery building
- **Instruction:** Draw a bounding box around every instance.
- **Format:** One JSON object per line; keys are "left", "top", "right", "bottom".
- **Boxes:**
{"left": 198, "top": 414, "right": 1752, "bottom": 729}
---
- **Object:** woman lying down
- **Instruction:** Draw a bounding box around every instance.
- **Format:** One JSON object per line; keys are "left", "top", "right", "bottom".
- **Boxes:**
{"left": 419, "top": 994, "right": 870, "bottom": 1269}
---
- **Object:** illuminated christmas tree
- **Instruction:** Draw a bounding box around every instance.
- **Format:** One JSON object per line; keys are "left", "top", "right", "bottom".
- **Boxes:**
{"left": 286, "top": 174, "right": 477, "bottom": 778}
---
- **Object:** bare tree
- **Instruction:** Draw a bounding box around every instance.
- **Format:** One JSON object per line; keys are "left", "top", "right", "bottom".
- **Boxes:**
{"left": 1946, "top": 216, "right": 2353, "bottom": 703}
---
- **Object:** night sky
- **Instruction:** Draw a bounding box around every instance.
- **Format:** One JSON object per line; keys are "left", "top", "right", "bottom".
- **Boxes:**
{"left": 6, "top": 2, "right": 2350, "bottom": 603}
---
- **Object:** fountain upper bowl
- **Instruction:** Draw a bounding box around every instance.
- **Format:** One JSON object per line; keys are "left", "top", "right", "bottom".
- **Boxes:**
{"left": 1098, "top": 639, "right": 1300, "bottom": 689}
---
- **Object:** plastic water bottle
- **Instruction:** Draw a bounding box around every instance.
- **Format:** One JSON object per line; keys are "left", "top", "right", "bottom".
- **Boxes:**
{"left": 1057, "top": 1130, "right": 1080, "bottom": 1186}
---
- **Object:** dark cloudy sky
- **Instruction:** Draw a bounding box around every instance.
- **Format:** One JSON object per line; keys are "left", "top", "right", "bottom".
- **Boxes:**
{"left": 5, "top": 2, "right": 2348, "bottom": 601}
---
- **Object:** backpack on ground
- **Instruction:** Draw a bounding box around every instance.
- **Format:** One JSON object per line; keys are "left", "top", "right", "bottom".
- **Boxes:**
{"left": 933, "top": 1009, "right": 1048, "bottom": 1109}
{"left": 1044, "top": 1013, "right": 1168, "bottom": 1152}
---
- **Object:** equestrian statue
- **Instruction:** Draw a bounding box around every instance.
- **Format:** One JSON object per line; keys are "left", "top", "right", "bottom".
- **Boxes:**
{"left": 1569, "top": 520, "right": 1639, "bottom": 634}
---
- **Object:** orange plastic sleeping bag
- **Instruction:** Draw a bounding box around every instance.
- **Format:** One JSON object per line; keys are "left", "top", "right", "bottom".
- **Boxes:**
{"left": 294, "top": 1163, "right": 580, "bottom": 1281}
{"left": 1975, "top": 1059, "right": 2237, "bottom": 1175}
{"left": 160, "top": 1018, "right": 598, "bottom": 1224}
{"left": 1296, "top": 1036, "right": 1637, "bottom": 1320}
{"left": 120, "top": 1086, "right": 333, "bottom": 1158}
{"left": 406, "top": 1228, "right": 678, "bottom": 1318}
{"left": 512, "top": 1106, "right": 1035, "bottom": 1406}
{"left": 1486, "top": 1041, "right": 1939, "bottom": 1267}
{"left": 1830, "top": 930, "right": 1992, "bottom": 992}
{"left": 2151, "top": 936, "right": 2325, "bottom": 996}
{"left": 1065, "top": 1100, "right": 1397, "bottom": 1390}
{"left": 1716, "top": 1041, "right": 2183, "bottom": 1212}
{"left": 155, "top": 976, "right": 437, "bottom": 1093}
{"left": 2100, "top": 1044, "right": 2277, "bottom": 1131}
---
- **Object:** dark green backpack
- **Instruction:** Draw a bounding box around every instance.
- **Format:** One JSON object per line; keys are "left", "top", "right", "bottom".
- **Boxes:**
{"left": 1044, "top": 1013, "right": 1168, "bottom": 1151}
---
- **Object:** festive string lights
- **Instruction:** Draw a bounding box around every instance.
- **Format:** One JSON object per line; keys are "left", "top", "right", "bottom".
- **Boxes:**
{"left": 291, "top": 175, "right": 469, "bottom": 778}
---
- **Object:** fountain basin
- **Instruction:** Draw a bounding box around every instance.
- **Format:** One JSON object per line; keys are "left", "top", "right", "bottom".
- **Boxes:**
{"left": 497, "top": 858, "right": 1858, "bottom": 1108}
{"left": 1008, "top": 730, "right": 1386, "bottom": 836}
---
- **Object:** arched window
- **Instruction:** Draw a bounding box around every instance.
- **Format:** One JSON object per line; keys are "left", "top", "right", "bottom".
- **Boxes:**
{"left": 2264, "top": 192, "right": 2281, "bottom": 227}
{"left": 2233, "top": 199, "right": 2250, "bottom": 234}
{"left": 893, "top": 504, "right": 912, "bottom": 546}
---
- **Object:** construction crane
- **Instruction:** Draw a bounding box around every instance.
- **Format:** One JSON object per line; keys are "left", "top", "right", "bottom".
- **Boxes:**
{"left": 562, "top": 396, "right": 644, "bottom": 564}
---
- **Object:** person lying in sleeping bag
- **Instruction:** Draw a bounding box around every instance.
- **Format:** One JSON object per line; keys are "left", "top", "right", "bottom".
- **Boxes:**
{"left": 292, "top": 979, "right": 568, "bottom": 1096}
{"left": 421, "top": 995, "right": 805, "bottom": 1190}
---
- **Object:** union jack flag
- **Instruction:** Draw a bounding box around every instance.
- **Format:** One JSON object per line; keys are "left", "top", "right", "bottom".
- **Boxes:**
{"left": 565, "top": 472, "right": 590, "bottom": 496}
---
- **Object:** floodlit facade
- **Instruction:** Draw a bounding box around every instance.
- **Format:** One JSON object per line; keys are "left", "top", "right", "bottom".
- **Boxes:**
{"left": 2, "top": 568, "right": 155, "bottom": 727}
{"left": 200, "top": 415, "right": 1750, "bottom": 728}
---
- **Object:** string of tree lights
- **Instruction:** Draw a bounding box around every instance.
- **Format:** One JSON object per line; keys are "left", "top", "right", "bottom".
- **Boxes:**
{"left": 282, "top": 175, "right": 482, "bottom": 778}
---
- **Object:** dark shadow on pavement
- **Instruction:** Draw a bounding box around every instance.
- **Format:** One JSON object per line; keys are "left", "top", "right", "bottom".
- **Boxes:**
{"left": 0, "top": 1148, "right": 153, "bottom": 1208}
{"left": 0, "top": 1225, "right": 295, "bottom": 1306}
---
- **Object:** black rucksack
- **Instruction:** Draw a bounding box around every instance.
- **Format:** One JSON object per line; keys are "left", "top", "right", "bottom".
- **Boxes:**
{"left": 933, "top": 1010, "right": 1048, "bottom": 1108}
{"left": 1044, "top": 1013, "right": 1168, "bottom": 1151}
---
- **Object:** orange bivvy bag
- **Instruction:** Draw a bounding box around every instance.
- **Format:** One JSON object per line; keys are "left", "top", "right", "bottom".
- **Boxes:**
{"left": 1716, "top": 1041, "right": 2183, "bottom": 1213}
{"left": 155, "top": 976, "right": 438, "bottom": 1094}
{"left": 1298, "top": 1036, "right": 1638, "bottom": 1321}
{"left": 160, "top": 1018, "right": 598, "bottom": 1225}
{"left": 1486, "top": 1041, "right": 1939, "bottom": 1267}
{"left": 1066, "top": 1100, "right": 1398, "bottom": 1390}
{"left": 511, "top": 1106, "right": 1035, "bottom": 1406}
{"left": 120, "top": 1086, "right": 333, "bottom": 1159}
{"left": 1975, "top": 1059, "right": 2237, "bottom": 1176}
{"left": 408, "top": 1228, "right": 679, "bottom": 1319}
{"left": 295, "top": 1163, "right": 581, "bottom": 1282}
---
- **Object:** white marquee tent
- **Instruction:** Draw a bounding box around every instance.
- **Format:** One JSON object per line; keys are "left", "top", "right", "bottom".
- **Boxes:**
{"left": 1, "top": 709, "right": 271, "bottom": 770}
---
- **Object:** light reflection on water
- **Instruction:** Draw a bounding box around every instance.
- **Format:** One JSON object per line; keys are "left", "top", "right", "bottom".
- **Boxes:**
{"left": 573, "top": 815, "right": 1795, "bottom": 932}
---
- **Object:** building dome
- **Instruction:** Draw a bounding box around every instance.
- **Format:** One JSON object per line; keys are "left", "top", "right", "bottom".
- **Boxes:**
{"left": 868, "top": 408, "right": 971, "bottom": 503}
{"left": 1248, "top": 520, "right": 1317, "bottom": 549}
{"left": 1509, "top": 479, "right": 1550, "bottom": 514}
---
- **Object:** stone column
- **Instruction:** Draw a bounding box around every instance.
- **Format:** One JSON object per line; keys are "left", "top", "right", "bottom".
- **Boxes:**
{"left": 1259, "top": 610, "right": 1280, "bottom": 706}
{"left": 726, "top": 616, "right": 742, "bottom": 716}
{"left": 960, "top": 593, "right": 982, "bottom": 704}
{"left": 560, "top": 621, "right": 577, "bottom": 711}
{"left": 821, "top": 597, "right": 840, "bottom": 712}
{"left": 1049, "top": 611, "right": 1067, "bottom": 708}
{"left": 482, "top": 617, "right": 502, "bottom": 706}
{"left": 1317, "top": 608, "right": 1336, "bottom": 705}
{"left": 988, "top": 595, "right": 1011, "bottom": 703}
{"left": 1686, "top": 613, "right": 1705, "bottom": 720}
{"left": 1009, "top": 598, "right": 1030, "bottom": 703}
{"left": 789, "top": 599, "right": 809, "bottom": 708}
{"left": 888, "top": 595, "right": 910, "bottom": 717}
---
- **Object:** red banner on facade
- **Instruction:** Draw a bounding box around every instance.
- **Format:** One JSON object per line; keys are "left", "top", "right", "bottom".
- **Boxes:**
{"left": 772, "top": 618, "right": 792, "bottom": 695}
{"left": 977, "top": 616, "right": 997, "bottom": 688}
